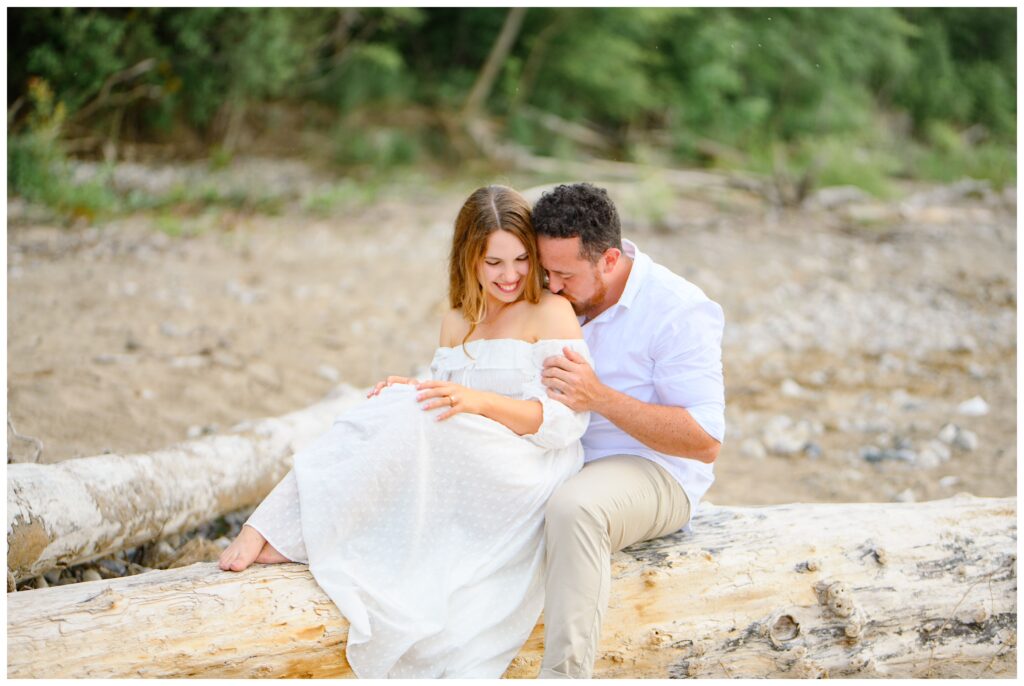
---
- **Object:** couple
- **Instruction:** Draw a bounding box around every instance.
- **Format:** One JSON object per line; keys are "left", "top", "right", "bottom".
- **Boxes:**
{"left": 218, "top": 183, "right": 725, "bottom": 678}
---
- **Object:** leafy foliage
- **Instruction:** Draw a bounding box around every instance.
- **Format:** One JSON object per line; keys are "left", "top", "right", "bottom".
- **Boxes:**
{"left": 7, "top": 6, "right": 1016, "bottom": 209}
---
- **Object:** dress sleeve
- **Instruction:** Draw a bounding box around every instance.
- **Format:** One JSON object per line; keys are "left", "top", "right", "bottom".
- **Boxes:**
{"left": 519, "top": 339, "right": 592, "bottom": 450}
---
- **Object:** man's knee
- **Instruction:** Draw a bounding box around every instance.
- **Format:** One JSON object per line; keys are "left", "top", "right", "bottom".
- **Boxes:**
{"left": 545, "top": 484, "right": 606, "bottom": 536}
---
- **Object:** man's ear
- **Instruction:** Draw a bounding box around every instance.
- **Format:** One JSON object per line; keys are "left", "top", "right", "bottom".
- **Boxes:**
{"left": 601, "top": 247, "right": 622, "bottom": 273}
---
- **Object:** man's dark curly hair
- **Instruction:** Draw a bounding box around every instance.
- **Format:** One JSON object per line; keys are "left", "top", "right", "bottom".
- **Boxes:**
{"left": 532, "top": 183, "right": 622, "bottom": 263}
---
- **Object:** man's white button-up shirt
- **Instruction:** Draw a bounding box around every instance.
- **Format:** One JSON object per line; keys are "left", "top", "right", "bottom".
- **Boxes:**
{"left": 577, "top": 238, "right": 725, "bottom": 520}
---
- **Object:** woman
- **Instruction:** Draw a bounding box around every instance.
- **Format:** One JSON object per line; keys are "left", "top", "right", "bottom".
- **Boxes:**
{"left": 217, "top": 185, "right": 590, "bottom": 678}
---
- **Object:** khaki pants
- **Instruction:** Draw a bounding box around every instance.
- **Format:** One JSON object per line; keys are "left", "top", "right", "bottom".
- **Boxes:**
{"left": 539, "top": 455, "right": 692, "bottom": 678}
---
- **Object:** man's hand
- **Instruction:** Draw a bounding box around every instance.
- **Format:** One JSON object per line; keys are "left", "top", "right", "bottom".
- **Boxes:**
{"left": 541, "top": 346, "right": 608, "bottom": 412}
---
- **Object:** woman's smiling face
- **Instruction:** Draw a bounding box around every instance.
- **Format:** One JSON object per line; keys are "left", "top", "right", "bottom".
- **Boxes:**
{"left": 477, "top": 229, "right": 531, "bottom": 304}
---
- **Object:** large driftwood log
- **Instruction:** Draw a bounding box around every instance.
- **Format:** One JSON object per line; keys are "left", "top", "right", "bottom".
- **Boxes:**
{"left": 6, "top": 386, "right": 365, "bottom": 582}
{"left": 7, "top": 495, "right": 1015, "bottom": 678}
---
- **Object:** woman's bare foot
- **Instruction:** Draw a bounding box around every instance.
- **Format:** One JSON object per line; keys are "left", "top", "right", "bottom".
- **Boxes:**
{"left": 218, "top": 524, "right": 267, "bottom": 572}
{"left": 255, "top": 541, "right": 291, "bottom": 564}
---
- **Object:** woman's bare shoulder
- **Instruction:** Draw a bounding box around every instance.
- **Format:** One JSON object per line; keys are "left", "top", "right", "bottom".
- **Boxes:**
{"left": 440, "top": 308, "right": 469, "bottom": 347}
{"left": 529, "top": 292, "right": 582, "bottom": 340}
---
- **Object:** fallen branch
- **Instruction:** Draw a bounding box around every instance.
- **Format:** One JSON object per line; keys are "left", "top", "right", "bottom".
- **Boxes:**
{"left": 7, "top": 495, "right": 1015, "bottom": 678}
{"left": 464, "top": 116, "right": 767, "bottom": 198}
{"left": 517, "top": 105, "right": 613, "bottom": 152}
{"left": 6, "top": 385, "right": 366, "bottom": 582}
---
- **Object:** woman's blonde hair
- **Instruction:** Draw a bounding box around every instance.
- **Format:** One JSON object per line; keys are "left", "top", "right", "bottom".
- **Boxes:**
{"left": 448, "top": 185, "right": 543, "bottom": 347}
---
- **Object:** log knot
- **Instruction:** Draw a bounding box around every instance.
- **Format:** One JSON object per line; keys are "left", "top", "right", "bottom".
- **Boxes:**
{"left": 821, "top": 581, "right": 855, "bottom": 618}
{"left": 795, "top": 558, "right": 820, "bottom": 573}
{"left": 769, "top": 613, "right": 801, "bottom": 648}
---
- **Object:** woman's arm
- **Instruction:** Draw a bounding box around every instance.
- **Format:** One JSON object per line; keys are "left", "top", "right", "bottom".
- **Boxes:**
{"left": 417, "top": 294, "right": 583, "bottom": 436}
{"left": 479, "top": 394, "right": 543, "bottom": 435}
{"left": 415, "top": 381, "right": 543, "bottom": 435}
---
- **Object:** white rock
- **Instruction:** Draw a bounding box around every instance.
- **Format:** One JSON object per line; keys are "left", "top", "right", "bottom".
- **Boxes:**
{"left": 915, "top": 441, "right": 951, "bottom": 469}
{"left": 939, "top": 475, "right": 961, "bottom": 489}
{"left": 859, "top": 418, "right": 893, "bottom": 434}
{"left": 807, "top": 370, "right": 828, "bottom": 386}
{"left": 891, "top": 389, "right": 924, "bottom": 411}
{"left": 212, "top": 352, "right": 245, "bottom": 370}
{"left": 894, "top": 489, "right": 916, "bottom": 503}
{"left": 249, "top": 363, "right": 281, "bottom": 389}
{"left": 762, "top": 415, "right": 810, "bottom": 456}
{"left": 956, "top": 396, "right": 989, "bottom": 416}
{"left": 187, "top": 425, "right": 203, "bottom": 439}
{"left": 954, "top": 429, "right": 979, "bottom": 452}
{"left": 82, "top": 568, "right": 103, "bottom": 582}
{"left": 938, "top": 423, "right": 959, "bottom": 444}
{"left": 170, "top": 355, "right": 208, "bottom": 369}
{"left": 739, "top": 438, "right": 767, "bottom": 460}
{"left": 917, "top": 440, "right": 952, "bottom": 469}
{"left": 160, "top": 321, "right": 186, "bottom": 338}
{"left": 317, "top": 364, "right": 340, "bottom": 383}
{"left": 879, "top": 353, "right": 904, "bottom": 372}
{"left": 780, "top": 379, "right": 805, "bottom": 398}
{"left": 140, "top": 388, "right": 156, "bottom": 400}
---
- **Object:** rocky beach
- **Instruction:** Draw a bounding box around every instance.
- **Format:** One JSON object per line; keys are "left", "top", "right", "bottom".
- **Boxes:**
{"left": 6, "top": 158, "right": 1016, "bottom": 588}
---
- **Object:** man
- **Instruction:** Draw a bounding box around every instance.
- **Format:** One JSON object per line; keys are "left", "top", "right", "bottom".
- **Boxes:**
{"left": 532, "top": 182, "right": 725, "bottom": 678}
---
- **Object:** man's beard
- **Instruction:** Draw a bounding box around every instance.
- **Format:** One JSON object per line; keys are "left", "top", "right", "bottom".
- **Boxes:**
{"left": 565, "top": 271, "right": 608, "bottom": 320}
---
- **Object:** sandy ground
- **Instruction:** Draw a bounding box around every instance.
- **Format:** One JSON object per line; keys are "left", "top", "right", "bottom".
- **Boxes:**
{"left": 7, "top": 162, "right": 1016, "bottom": 512}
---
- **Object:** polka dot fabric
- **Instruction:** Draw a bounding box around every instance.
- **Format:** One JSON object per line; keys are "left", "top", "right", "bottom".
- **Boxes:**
{"left": 244, "top": 338, "right": 591, "bottom": 677}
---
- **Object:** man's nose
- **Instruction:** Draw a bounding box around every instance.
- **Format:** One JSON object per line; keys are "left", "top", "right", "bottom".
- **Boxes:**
{"left": 547, "top": 274, "right": 563, "bottom": 293}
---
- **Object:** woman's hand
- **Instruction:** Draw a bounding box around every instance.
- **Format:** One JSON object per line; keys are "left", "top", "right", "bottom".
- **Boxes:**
{"left": 415, "top": 380, "right": 487, "bottom": 421}
{"left": 367, "top": 375, "right": 419, "bottom": 398}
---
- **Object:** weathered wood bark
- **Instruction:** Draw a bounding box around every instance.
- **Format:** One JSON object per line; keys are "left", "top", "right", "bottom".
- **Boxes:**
{"left": 7, "top": 496, "right": 1015, "bottom": 678}
{"left": 6, "top": 385, "right": 366, "bottom": 582}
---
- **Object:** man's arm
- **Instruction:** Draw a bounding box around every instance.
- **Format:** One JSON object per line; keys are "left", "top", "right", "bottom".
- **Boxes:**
{"left": 542, "top": 347, "right": 721, "bottom": 464}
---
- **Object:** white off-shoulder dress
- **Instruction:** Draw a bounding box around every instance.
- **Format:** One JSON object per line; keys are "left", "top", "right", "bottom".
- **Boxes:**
{"left": 245, "top": 338, "right": 591, "bottom": 678}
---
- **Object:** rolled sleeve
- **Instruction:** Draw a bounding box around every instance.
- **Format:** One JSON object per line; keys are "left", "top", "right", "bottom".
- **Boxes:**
{"left": 651, "top": 300, "right": 725, "bottom": 443}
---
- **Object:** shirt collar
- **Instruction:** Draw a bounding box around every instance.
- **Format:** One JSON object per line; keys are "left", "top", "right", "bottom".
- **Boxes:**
{"left": 616, "top": 238, "right": 649, "bottom": 310}
{"left": 581, "top": 238, "right": 649, "bottom": 326}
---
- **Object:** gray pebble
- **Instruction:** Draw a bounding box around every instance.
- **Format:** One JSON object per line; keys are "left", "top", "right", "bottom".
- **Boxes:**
{"left": 97, "top": 559, "right": 127, "bottom": 577}
{"left": 861, "top": 446, "right": 916, "bottom": 464}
